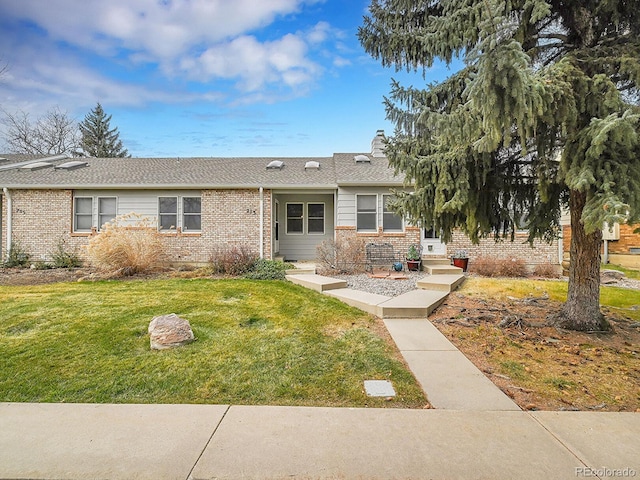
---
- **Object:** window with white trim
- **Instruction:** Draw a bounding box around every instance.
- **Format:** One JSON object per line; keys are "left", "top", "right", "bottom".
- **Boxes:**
{"left": 286, "top": 203, "right": 304, "bottom": 234}
{"left": 158, "top": 197, "right": 178, "bottom": 231}
{"left": 382, "top": 195, "right": 403, "bottom": 232}
{"left": 98, "top": 197, "right": 117, "bottom": 230}
{"left": 182, "top": 197, "right": 201, "bottom": 231}
{"left": 356, "top": 194, "right": 377, "bottom": 232}
{"left": 74, "top": 197, "right": 93, "bottom": 232}
{"left": 307, "top": 203, "right": 325, "bottom": 235}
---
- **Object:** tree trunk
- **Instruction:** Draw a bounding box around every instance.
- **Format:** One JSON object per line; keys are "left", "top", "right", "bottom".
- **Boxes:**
{"left": 558, "top": 190, "right": 611, "bottom": 331}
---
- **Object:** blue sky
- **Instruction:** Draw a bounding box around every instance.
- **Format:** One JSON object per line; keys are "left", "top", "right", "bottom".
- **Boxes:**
{"left": 0, "top": 0, "right": 455, "bottom": 158}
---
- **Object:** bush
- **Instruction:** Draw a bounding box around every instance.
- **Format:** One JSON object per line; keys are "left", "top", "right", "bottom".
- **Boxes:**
{"left": 85, "top": 214, "right": 167, "bottom": 277}
{"left": 209, "top": 244, "right": 258, "bottom": 276}
{"left": 244, "top": 259, "right": 292, "bottom": 280}
{"left": 471, "top": 256, "right": 528, "bottom": 278}
{"left": 316, "top": 237, "right": 366, "bottom": 274}
{"left": 533, "top": 262, "right": 561, "bottom": 278}
{"left": 50, "top": 239, "right": 83, "bottom": 268}
{"left": 2, "top": 242, "right": 30, "bottom": 268}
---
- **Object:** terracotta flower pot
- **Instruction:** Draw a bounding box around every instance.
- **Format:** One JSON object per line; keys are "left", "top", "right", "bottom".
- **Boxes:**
{"left": 452, "top": 257, "right": 468, "bottom": 272}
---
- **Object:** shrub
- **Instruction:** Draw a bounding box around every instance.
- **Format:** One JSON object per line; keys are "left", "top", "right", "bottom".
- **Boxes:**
{"left": 533, "top": 262, "right": 561, "bottom": 278}
{"left": 471, "top": 256, "right": 527, "bottom": 278}
{"left": 209, "top": 244, "right": 258, "bottom": 276}
{"left": 316, "top": 237, "right": 366, "bottom": 274}
{"left": 50, "top": 239, "right": 83, "bottom": 268}
{"left": 85, "top": 213, "right": 167, "bottom": 277}
{"left": 2, "top": 242, "right": 30, "bottom": 268}
{"left": 244, "top": 259, "right": 292, "bottom": 280}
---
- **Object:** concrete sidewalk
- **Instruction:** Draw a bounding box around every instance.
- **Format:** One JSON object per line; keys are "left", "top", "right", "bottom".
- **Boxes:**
{"left": 1, "top": 402, "right": 638, "bottom": 480}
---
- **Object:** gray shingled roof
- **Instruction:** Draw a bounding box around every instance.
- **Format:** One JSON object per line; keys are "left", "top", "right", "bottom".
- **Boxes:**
{"left": 0, "top": 152, "right": 405, "bottom": 189}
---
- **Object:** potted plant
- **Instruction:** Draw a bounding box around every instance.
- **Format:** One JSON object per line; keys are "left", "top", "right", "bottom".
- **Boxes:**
{"left": 406, "top": 244, "right": 422, "bottom": 271}
{"left": 451, "top": 250, "right": 469, "bottom": 272}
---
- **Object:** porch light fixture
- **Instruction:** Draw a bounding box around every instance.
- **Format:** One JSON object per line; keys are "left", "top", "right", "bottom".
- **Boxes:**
{"left": 266, "top": 160, "right": 285, "bottom": 170}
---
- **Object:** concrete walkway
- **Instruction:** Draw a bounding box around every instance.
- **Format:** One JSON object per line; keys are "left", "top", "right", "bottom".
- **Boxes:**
{"left": 1, "top": 402, "right": 638, "bottom": 480}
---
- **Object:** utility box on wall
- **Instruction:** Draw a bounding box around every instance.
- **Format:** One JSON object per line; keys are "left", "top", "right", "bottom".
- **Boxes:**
{"left": 602, "top": 222, "right": 620, "bottom": 241}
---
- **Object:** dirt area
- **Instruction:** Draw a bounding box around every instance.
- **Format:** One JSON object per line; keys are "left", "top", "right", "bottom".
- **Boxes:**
{"left": 431, "top": 292, "right": 640, "bottom": 412}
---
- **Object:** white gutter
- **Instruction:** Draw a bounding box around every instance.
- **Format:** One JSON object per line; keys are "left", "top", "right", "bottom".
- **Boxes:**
{"left": 259, "top": 187, "right": 264, "bottom": 259}
{"left": 3, "top": 188, "right": 12, "bottom": 257}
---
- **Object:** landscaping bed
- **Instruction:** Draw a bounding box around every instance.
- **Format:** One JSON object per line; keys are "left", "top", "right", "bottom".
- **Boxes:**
{"left": 431, "top": 277, "right": 640, "bottom": 412}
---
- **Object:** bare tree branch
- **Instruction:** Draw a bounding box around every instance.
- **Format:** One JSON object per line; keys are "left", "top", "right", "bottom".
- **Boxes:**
{"left": 1, "top": 107, "right": 80, "bottom": 156}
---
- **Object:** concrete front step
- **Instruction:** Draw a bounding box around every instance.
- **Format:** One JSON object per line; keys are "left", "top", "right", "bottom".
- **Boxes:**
{"left": 426, "top": 265, "right": 463, "bottom": 275}
{"left": 422, "top": 257, "right": 451, "bottom": 266}
{"left": 325, "top": 289, "right": 391, "bottom": 317}
{"left": 417, "top": 274, "right": 465, "bottom": 293}
{"left": 378, "top": 290, "right": 449, "bottom": 319}
{"left": 285, "top": 274, "right": 347, "bottom": 292}
{"left": 285, "top": 267, "right": 316, "bottom": 275}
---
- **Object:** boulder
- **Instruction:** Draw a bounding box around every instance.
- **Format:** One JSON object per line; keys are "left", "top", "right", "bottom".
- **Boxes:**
{"left": 600, "top": 269, "right": 625, "bottom": 284}
{"left": 148, "top": 314, "right": 195, "bottom": 350}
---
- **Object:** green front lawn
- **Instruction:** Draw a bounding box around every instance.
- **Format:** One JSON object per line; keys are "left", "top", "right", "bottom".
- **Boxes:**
{"left": 0, "top": 278, "right": 426, "bottom": 407}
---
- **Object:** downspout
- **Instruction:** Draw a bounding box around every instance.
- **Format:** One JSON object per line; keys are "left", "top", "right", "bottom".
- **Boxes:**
{"left": 3, "top": 188, "right": 12, "bottom": 258}
{"left": 259, "top": 187, "right": 264, "bottom": 259}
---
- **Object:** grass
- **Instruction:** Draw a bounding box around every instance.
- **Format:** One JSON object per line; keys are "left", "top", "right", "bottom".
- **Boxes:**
{"left": 602, "top": 263, "right": 640, "bottom": 280}
{"left": 0, "top": 278, "right": 426, "bottom": 408}
{"left": 459, "top": 276, "right": 640, "bottom": 321}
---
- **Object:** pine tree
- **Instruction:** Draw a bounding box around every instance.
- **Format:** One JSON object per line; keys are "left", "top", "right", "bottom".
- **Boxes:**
{"left": 359, "top": 0, "right": 640, "bottom": 331}
{"left": 78, "top": 103, "right": 130, "bottom": 158}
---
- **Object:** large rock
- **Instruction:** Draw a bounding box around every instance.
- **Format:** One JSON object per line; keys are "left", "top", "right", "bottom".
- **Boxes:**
{"left": 148, "top": 314, "right": 195, "bottom": 350}
{"left": 601, "top": 269, "right": 625, "bottom": 284}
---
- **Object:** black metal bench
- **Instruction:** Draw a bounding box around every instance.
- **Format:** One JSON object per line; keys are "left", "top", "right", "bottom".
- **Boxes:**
{"left": 365, "top": 243, "right": 403, "bottom": 272}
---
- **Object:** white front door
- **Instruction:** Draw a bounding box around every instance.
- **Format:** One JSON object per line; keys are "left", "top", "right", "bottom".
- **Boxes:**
{"left": 421, "top": 227, "right": 446, "bottom": 256}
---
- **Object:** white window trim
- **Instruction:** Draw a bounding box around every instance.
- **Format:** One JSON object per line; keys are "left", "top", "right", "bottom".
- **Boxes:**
{"left": 286, "top": 202, "right": 305, "bottom": 235}
{"left": 182, "top": 196, "right": 202, "bottom": 232}
{"left": 97, "top": 196, "right": 117, "bottom": 231}
{"left": 158, "top": 196, "right": 178, "bottom": 231}
{"left": 382, "top": 194, "right": 404, "bottom": 233}
{"left": 73, "top": 196, "right": 94, "bottom": 233}
{"left": 356, "top": 194, "right": 378, "bottom": 233}
{"left": 307, "top": 202, "right": 325, "bottom": 235}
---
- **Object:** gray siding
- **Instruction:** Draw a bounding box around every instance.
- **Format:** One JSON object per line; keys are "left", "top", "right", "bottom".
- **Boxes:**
{"left": 274, "top": 193, "right": 334, "bottom": 261}
{"left": 337, "top": 187, "right": 410, "bottom": 229}
{"left": 74, "top": 189, "right": 201, "bottom": 228}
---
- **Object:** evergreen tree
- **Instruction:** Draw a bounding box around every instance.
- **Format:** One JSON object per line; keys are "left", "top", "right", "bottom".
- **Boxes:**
{"left": 78, "top": 103, "right": 130, "bottom": 158}
{"left": 359, "top": 0, "right": 640, "bottom": 331}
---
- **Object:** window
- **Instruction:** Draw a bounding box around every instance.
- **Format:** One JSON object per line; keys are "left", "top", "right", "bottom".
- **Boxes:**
{"left": 383, "top": 195, "right": 403, "bottom": 232}
{"left": 286, "top": 203, "right": 304, "bottom": 234}
{"left": 159, "top": 197, "right": 178, "bottom": 230}
{"left": 356, "top": 195, "right": 377, "bottom": 232}
{"left": 74, "top": 197, "right": 93, "bottom": 232}
{"left": 307, "top": 203, "right": 325, "bottom": 234}
{"left": 98, "top": 197, "right": 116, "bottom": 229}
{"left": 182, "top": 197, "right": 201, "bottom": 231}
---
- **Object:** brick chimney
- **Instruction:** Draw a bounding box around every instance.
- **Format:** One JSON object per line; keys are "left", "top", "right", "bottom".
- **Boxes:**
{"left": 371, "top": 130, "right": 386, "bottom": 157}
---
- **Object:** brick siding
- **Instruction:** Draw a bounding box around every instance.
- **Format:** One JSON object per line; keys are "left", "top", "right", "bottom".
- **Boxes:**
{"left": 1, "top": 188, "right": 273, "bottom": 265}
{"left": 447, "top": 230, "right": 560, "bottom": 265}
{"left": 335, "top": 226, "right": 421, "bottom": 262}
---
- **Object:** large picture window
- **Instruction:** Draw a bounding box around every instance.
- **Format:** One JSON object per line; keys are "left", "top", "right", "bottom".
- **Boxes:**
{"left": 307, "top": 203, "right": 325, "bottom": 235}
{"left": 182, "top": 197, "right": 201, "bottom": 231}
{"left": 286, "top": 203, "right": 304, "bottom": 234}
{"left": 74, "top": 197, "right": 93, "bottom": 232}
{"left": 382, "top": 195, "right": 403, "bottom": 232}
{"left": 158, "top": 197, "right": 178, "bottom": 231}
{"left": 98, "top": 197, "right": 116, "bottom": 230}
{"left": 356, "top": 195, "right": 377, "bottom": 232}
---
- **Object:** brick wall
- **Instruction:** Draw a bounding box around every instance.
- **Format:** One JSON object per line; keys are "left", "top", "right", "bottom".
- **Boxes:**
{"left": 448, "top": 230, "right": 560, "bottom": 264}
{"left": 335, "top": 226, "right": 421, "bottom": 261}
{"left": 1, "top": 188, "right": 273, "bottom": 265}
{"left": 562, "top": 223, "right": 640, "bottom": 264}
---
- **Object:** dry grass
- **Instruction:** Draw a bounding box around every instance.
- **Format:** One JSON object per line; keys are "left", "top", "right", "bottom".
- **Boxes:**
{"left": 85, "top": 213, "right": 167, "bottom": 277}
